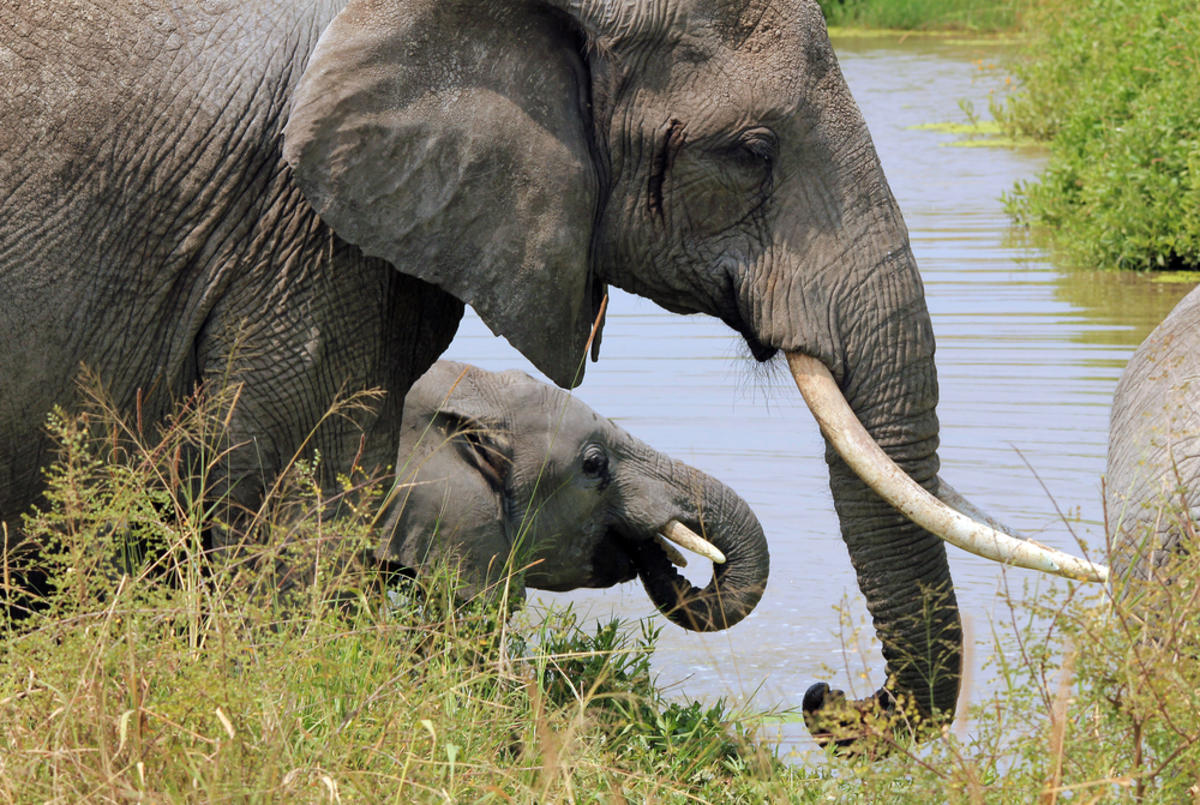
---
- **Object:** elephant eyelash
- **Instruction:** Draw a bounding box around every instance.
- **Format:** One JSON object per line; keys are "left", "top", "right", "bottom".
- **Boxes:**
{"left": 729, "top": 127, "right": 778, "bottom": 171}
{"left": 581, "top": 447, "right": 608, "bottom": 477}
{"left": 581, "top": 445, "right": 611, "bottom": 490}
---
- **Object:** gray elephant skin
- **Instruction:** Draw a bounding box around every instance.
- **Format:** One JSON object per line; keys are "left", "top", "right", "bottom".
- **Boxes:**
{"left": 386, "top": 361, "right": 768, "bottom": 631}
{"left": 1107, "top": 285, "right": 1200, "bottom": 583}
{"left": 1, "top": 0, "right": 973, "bottom": 744}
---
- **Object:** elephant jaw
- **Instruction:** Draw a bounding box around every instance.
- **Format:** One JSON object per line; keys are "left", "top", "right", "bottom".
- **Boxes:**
{"left": 786, "top": 352, "right": 1109, "bottom": 583}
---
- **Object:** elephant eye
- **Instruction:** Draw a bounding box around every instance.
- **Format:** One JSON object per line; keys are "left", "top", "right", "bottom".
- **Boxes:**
{"left": 735, "top": 127, "right": 778, "bottom": 167}
{"left": 581, "top": 445, "right": 609, "bottom": 478}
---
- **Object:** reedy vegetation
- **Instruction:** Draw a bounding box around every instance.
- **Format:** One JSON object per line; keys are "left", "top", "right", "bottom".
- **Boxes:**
{"left": 0, "top": 379, "right": 783, "bottom": 802}
{"left": 816, "top": 0, "right": 1033, "bottom": 32}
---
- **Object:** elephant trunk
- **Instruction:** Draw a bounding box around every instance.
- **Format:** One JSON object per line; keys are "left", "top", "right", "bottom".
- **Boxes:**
{"left": 789, "top": 243, "right": 963, "bottom": 748}
{"left": 631, "top": 467, "right": 769, "bottom": 632}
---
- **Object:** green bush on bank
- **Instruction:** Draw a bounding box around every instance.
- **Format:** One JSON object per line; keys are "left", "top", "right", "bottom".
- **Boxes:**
{"left": 1000, "top": 0, "right": 1200, "bottom": 271}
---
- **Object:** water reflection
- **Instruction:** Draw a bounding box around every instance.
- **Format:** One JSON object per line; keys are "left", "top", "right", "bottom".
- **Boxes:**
{"left": 440, "top": 33, "right": 1196, "bottom": 760}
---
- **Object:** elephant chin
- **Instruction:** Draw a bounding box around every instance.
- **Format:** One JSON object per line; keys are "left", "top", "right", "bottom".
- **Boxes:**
{"left": 584, "top": 532, "right": 641, "bottom": 588}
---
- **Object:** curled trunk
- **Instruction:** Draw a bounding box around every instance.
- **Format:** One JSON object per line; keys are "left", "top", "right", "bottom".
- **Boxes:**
{"left": 632, "top": 472, "right": 769, "bottom": 632}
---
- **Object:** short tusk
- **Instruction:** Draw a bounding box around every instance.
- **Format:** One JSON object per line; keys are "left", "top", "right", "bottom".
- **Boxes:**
{"left": 786, "top": 352, "right": 1108, "bottom": 583}
{"left": 660, "top": 520, "right": 727, "bottom": 565}
{"left": 654, "top": 534, "right": 689, "bottom": 568}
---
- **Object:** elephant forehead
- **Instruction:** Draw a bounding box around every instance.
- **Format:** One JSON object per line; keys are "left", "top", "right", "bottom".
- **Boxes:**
{"left": 628, "top": 5, "right": 834, "bottom": 138}
{"left": 510, "top": 389, "right": 610, "bottom": 444}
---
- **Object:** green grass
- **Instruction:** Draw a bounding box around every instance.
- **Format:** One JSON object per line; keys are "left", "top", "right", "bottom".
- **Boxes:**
{"left": 6, "top": 374, "right": 1200, "bottom": 801}
{"left": 817, "top": 0, "right": 1032, "bottom": 33}
{"left": 998, "top": 0, "right": 1200, "bottom": 271}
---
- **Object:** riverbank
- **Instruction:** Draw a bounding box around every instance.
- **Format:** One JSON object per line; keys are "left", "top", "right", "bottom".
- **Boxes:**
{"left": 819, "top": 0, "right": 1200, "bottom": 272}
{"left": 0, "top": 391, "right": 792, "bottom": 801}
{"left": 817, "top": 0, "right": 1028, "bottom": 33}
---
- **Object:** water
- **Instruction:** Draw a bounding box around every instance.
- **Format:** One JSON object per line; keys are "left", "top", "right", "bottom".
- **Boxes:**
{"left": 440, "top": 34, "right": 1197, "bottom": 758}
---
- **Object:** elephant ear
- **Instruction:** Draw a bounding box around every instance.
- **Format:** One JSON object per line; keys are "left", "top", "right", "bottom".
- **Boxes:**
{"left": 283, "top": 0, "right": 604, "bottom": 387}
{"left": 379, "top": 368, "right": 517, "bottom": 598}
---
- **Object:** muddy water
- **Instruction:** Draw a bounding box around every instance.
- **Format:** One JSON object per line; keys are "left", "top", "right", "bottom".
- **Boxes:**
{"left": 440, "top": 34, "right": 1197, "bottom": 758}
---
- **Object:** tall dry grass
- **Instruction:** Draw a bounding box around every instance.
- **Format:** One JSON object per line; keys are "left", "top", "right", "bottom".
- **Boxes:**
{"left": 0, "top": 376, "right": 783, "bottom": 802}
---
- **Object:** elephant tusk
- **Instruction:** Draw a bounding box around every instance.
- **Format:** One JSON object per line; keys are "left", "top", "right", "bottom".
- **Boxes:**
{"left": 659, "top": 520, "right": 727, "bottom": 565}
{"left": 786, "top": 352, "right": 1109, "bottom": 583}
{"left": 654, "top": 534, "right": 689, "bottom": 568}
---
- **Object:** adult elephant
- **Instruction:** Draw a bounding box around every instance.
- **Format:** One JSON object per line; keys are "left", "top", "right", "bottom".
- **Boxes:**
{"left": 387, "top": 361, "right": 768, "bottom": 630}
{"left": 0, "top": 0, "right": 1096, "bottom": 748}
{"left": 1107, "top": 285, "right": 1200, "bottom": 583}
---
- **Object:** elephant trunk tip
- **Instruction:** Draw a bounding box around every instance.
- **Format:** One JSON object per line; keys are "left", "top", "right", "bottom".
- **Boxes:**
{"left": 632, "top": 536, "right": 766, "bottom": 632}
{"left": 802, "top": 681, "right": 948, "bottom": 758}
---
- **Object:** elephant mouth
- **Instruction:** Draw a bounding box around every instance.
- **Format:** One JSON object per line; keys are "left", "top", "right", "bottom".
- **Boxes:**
{"left": 591, "top": 519, "right": 767, "bottom": 632}
{"left": 587, "top": 520, "right": 725, "bottom": 589}
{"left": 585, "top": 524, "right": 688, "bottom": 587}
{"left": 586, "top": 530, "right": 642, "bottom": 587}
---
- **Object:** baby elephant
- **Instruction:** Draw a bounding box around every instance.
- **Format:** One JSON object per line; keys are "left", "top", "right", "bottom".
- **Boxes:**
{"left": 379, "top": 361, "right": 769, "bottom": 632}
{"left": 1106, "top": 285, "right": 1200, "bottom": 582}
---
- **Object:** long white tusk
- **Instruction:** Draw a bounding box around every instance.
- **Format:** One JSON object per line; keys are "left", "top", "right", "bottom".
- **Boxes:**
{"left": 654, "top": 534, "right": 689, "bottom": 568}
{"left": 660, "top": 520, "right": 726, "bottom": 565}
{"left": 786, "top": 352, "right": 1109, "bottom": 583}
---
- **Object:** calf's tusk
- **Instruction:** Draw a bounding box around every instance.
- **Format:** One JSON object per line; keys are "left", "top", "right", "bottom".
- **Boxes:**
{"left": 659, "top": 520, "right": 727, "bottom": 565}
{"left": 786, "top": 352, "right": 1109, "bottom": 583}
{"left": 654, "top": 534, "right": 689, "bottom": 568}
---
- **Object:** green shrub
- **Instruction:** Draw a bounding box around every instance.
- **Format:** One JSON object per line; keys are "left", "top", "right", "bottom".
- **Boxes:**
{"left": 1001, "top": 0, "right": 1200, "bottom": 271}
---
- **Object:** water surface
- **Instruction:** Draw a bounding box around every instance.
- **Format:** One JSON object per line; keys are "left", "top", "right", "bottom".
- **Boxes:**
{"left": 441, "top": 34, "right": 1197, "bottom": 758}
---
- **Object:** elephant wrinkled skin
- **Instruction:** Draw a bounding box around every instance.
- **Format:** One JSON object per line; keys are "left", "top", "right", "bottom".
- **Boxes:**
{"left": 386, "top": 362, "right": 769, "bottom": 631}
{"left": 0, "top": 0, "right": 1035, "bottom": 749}
{"left": 1107, "top": 285, "right": 1200, "bottom": 583}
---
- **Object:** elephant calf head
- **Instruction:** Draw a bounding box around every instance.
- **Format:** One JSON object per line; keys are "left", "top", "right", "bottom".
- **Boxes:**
{"left": 377, "top": 361, "right": 769, "bottom": 631}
